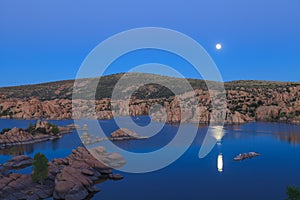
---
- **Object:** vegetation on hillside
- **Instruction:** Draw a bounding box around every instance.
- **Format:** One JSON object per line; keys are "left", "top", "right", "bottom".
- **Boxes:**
{"left": 0, "top": 72, "right": 299, "bottom": 101}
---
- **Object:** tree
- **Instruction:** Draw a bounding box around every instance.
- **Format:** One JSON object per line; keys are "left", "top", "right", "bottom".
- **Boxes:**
{"left": 49, "top": 123, "right": 60, "bottom": 135}
{"left": 27, "top": 123, "right": 35, "bottom": 133}
{"left": 257, "top": 100, "right": 264, "bottom": 106}
{"left": 286, "top": 186, "right": 300, "bottom": 200}
{"left": 31, "top": 153, "right": 49, "bottom": 185}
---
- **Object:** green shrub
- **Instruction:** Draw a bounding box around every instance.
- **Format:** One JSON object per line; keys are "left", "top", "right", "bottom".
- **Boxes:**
{"left": 50, "top": 124, "right": 59, "bottom": 135}
{"left": 47, "top": 123, "right": 60, "bottom": 135}
{"left": 286, "top": 186, "right": 300, "bottom": 200}
{"left": 289, "top": 112, "right": 296, "bottom": 118}
{"left": 250, "top": 103, "right": 258, "bottom": 108}
{"left": 257, "top": 100, "right": 264, "bottom": 106}
{"left": 36, "top": 127, "right": 47, "bottom": 134}
{"left": 27, "top": 123, "right": 35, "bottom": 133}
{"left": 32, "top": 153, "right": 49, "bottom": 185}
{"left": 280, "top": 112, "right": 287, "bottom": 118}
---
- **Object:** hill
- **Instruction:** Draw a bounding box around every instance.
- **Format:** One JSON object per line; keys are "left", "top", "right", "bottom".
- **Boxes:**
{"left": 0, "top": 73, "right": 299, "bottom": 100}
{"left": 1, "top": 73, "right": 300, "bottom": 124}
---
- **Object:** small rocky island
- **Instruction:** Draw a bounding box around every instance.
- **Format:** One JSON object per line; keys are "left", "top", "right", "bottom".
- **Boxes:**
{"left": 0, "top": 120, "right": 74, "bottom": 149}
{"left": 1, "top": 155, "right": 33, "bottom": 170}
{"left": 233, "top": 152, "right": 260, "bottom": 161}
{"left": 109, "top": 128, "right": 148, "bottom": 141}
{"left": 0, "top": 146, "right": 124, "bottom": 200}
{"left": 81, "top": 128, "right": 148, "bottom": 146}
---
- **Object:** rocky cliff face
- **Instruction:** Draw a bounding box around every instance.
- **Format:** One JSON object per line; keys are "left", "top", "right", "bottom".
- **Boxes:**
{"left": 1, "top": 74, "right": 300, "bottom": 124}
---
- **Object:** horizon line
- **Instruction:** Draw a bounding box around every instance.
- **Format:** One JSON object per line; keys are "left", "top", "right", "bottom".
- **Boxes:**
{"left": 1, "top": 72, "right": 300, "bottom": 89}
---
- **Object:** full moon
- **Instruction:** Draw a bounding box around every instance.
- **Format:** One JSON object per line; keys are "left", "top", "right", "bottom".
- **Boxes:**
{"left": 216, "top": 43, "right": 222, "bottom": 50}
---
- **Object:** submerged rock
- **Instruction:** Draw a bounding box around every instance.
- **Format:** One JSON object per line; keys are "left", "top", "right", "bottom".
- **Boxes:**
{"left": 2, "top": 155, "right": 33, "bottom": 169}
{"left": 108, "top": 174, "right": 124, "bottom": 181}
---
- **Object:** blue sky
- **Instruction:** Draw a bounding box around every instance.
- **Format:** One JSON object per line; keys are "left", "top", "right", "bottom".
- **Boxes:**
{"left": 0, "top": 0, "right": 299, "bottom": 86}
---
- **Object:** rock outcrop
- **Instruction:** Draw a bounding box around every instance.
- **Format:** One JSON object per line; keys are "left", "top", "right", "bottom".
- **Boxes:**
{"left": 0, "top": 174, "right": 54, "bottom": 200}
{"left": 2, "top": 155, "right": 33, "bottom": 169}
{"left": 1, "top": 73, "right": 300, "bottom": 124}
{"left": 0, "top": 147, "right": 124, "bottom": 200}
{"left": 110, "top": 128, "right": 148, "bottom": 141}
{"left": 233, "top": 152, "right": 260, "bottom": 161}
{"left": 0, "top": 127, "right": 55, "bottom": 149}
{"left": 80, "top": 128, "right": 148, "bottom": 146}
{"left": 0, "top": 121, "right": 74, "bottom": 149}
{"left": 255, "top": 106, "right": 281, "bottom": 121}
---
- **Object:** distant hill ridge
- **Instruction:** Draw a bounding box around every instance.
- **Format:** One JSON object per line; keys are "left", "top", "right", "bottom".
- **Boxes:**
{"left": 0, "top": 72, "right": 299, "bottom": 100}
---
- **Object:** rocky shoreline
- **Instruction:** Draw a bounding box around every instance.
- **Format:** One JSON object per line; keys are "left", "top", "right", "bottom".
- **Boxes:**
{"left": 0, "top": 121, "right": 75, "bottom": 150}
{"left": 0, "top": 129, "right": 61, "bottom": 150}
{"left": 1, "top": 85, "right": 300, "bottom": 125}
{"left": 0, "top": 147, "right": 124, "bottom": 200}
{"left": 1, "top": 73, "right": 300, "bottom": 124}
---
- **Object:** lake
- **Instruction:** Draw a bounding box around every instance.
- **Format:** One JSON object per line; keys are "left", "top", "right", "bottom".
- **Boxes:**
{"left": 0, "top": 117, "right": 300, "bottom": 200}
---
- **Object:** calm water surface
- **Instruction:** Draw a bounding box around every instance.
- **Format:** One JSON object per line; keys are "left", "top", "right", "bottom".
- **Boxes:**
{"left": 0, "top": 117, "right": 299, "bottom": 200}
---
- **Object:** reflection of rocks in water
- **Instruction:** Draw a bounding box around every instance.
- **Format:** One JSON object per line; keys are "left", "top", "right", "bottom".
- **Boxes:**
{"left": 0, "top": 144, "right": 34, "bottom": 156}
{"left": 0, "top": 143, "right": 66, "bottom": 175}
{"left": 51, "top": 139, "right": 59, "bottom": 151}
{"left": 275, "top": 132, "right": 300, "bottom": 145}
